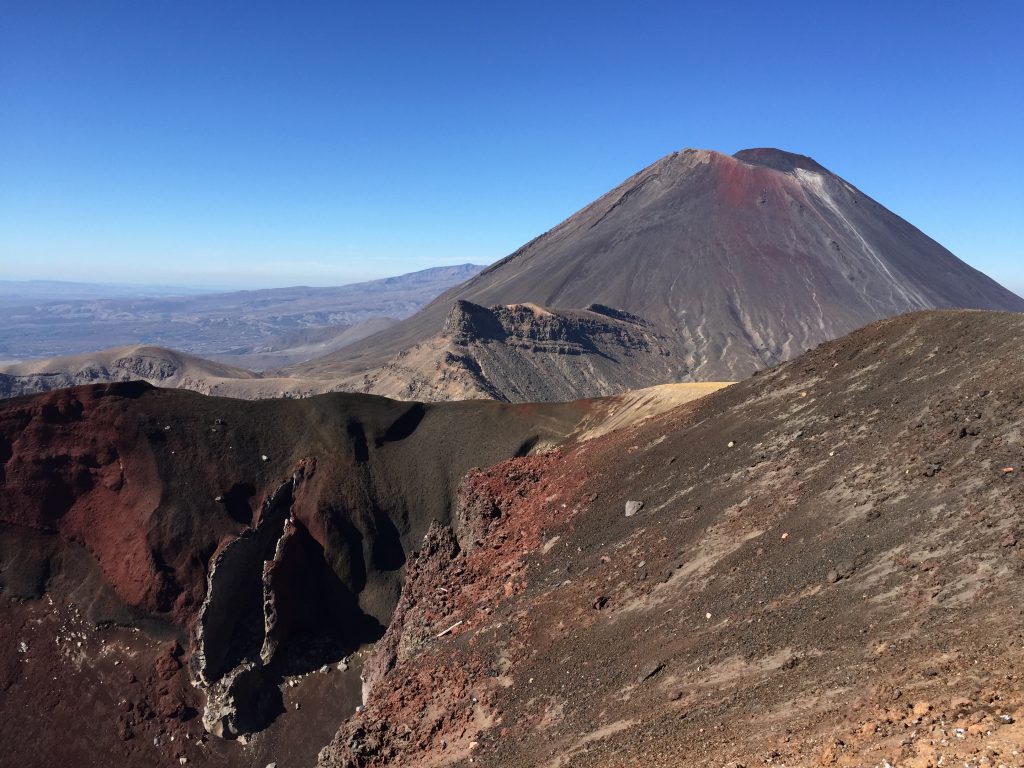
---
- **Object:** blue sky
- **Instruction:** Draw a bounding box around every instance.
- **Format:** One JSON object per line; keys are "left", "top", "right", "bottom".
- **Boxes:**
{"left": 1, "top": 1, "right": 1021, "bottom": 292}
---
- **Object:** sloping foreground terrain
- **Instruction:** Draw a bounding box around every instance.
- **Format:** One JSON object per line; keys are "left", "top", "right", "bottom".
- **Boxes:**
{"left": 2, "top": 310, "right": 1024, "bottom": 767}
{"left": 296, "top": 148, "right": 1024, "bottom": 386}
{"left": 317, "top": 310, "right": 1024, "bottom": 768}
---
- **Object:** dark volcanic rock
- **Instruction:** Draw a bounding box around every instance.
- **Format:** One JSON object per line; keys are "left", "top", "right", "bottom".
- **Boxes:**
{"left": 0, "top": 384, "right": 587, "bottom": 766}
{"left": 7, "top": 310, "right": 1024, "bottom": 768}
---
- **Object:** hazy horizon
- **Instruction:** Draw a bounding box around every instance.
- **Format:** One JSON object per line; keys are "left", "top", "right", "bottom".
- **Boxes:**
{"left": 2, "top": 271, "right": 1022, "bottom": 303}
{"left": 0, "top": 261, "right": 488, "bottom": 296}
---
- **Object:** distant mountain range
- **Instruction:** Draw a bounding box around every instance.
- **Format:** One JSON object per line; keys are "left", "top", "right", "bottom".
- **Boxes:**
{"left": 0, "top": 264, "right": 484, "bottom": 366}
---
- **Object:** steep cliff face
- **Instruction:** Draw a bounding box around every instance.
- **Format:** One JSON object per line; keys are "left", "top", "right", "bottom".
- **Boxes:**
{"left": 356, "top": 300, "right": 690, "bottom": 402}
{"left": 0, "top": 384, "right": 589, "bottom": 767}
{"left": 294, "top": 148, "right": 1024, "bottom": 385}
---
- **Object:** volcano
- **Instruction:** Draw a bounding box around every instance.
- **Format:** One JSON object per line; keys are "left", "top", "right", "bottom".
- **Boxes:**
{"left": 293, "top": 148, "right": 1024, "bottom": 390}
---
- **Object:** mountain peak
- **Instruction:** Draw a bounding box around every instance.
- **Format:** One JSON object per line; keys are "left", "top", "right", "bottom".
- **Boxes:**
{"left": 292, "top": 145, "right": 1024, "bottom": 388}
{"left": 732, "top": 147, "right": 828, "bottom": 174}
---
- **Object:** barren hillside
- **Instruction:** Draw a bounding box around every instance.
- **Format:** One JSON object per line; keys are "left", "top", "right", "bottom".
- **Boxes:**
{"left": 2, "top": 311, "right": 1023, "bottom": 767}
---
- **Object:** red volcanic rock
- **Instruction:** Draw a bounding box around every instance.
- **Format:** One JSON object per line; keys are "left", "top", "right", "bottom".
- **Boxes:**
{"left": 153, "top": 642, "right": 183, "bottom": 681}
{"left": 9, "top": 311, "right": 1024, "bottom": 767}
{"left": 0, "top": 383, "right": 176, "bottom": 614}
{"left": 328, "top": 449, "right": 592, "bottom": 766}
{"left": 0, "top": 382, "right": 588, "bottom": 766}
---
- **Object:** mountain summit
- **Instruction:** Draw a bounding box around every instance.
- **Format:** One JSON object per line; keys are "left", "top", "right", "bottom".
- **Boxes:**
{"left": 294, "top": 147, "right": 1024, "bottom": 386}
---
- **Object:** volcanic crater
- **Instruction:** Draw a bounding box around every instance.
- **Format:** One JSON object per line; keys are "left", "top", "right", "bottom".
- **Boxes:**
{"left": 3, "top": 310, "right": 1024, "bottom": 768}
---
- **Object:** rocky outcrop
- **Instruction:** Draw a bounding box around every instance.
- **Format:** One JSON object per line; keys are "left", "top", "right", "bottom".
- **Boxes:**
{"left": 260, "top": 516, "right": 300, "bottom": 666}
{"left": 194, "top": 472, "right": 302, "bottom": 687}
{"left": 319, "top": 450, "right": 587, "bottom": 767}
{"left": 357, "top": 301, "right": 686, "bottom": 402}
{"left": 443, "top": 300, "right": 661, "bottom": 352}
{"left": 200, "top": 661, "right": 277, "bottom": 739}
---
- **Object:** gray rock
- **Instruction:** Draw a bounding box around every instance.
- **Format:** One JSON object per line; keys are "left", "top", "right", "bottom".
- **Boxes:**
{"left": 201, "top": 661, "right": 271, "bottom": 739}
{"left": 625, "top": 500, "right": 644, "bottom": 517}
{"left": 639, "top": 662, "right": 665, "bottom": 682}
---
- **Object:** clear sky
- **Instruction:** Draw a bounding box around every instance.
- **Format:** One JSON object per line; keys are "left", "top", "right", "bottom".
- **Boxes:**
{"left": 1, "top": 1, "right": 1021, "bottom": 292}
